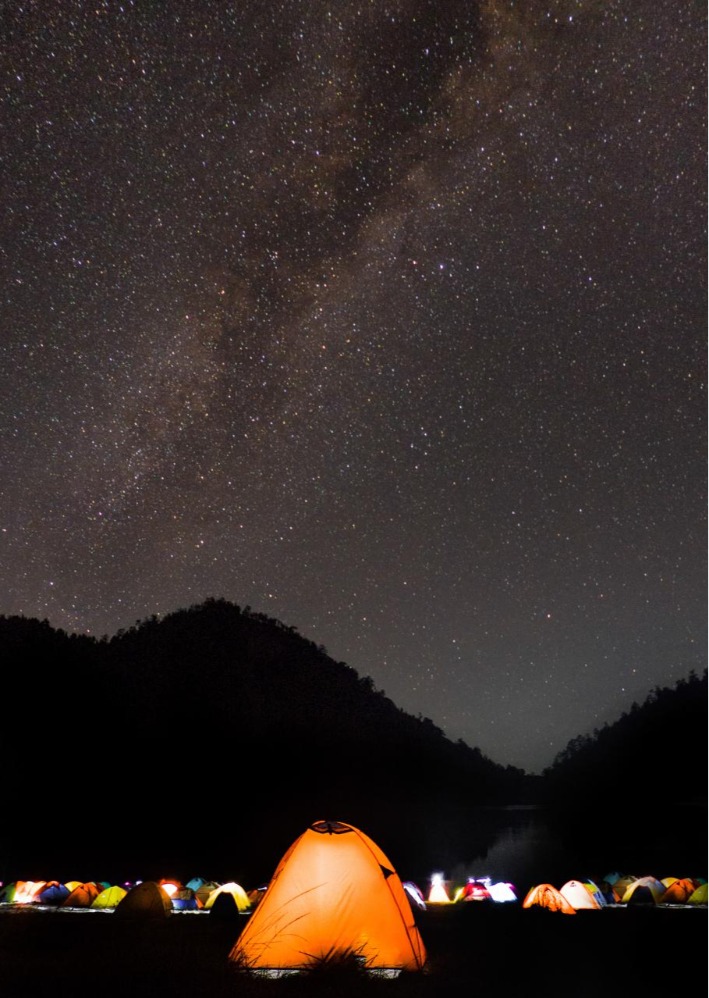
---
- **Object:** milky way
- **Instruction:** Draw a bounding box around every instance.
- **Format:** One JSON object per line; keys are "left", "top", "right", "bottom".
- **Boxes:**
{"left": 1, "top": 0, "right": 705, "bottom": 772}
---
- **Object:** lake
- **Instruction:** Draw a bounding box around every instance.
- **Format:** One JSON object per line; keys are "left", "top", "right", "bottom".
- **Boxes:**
{"left": 404, "top": 803, "right": 707, "bottom": 899}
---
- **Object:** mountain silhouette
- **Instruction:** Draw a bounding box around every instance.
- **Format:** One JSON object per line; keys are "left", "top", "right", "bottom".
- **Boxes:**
{"left": 0, "top": 599, "right": 530, "bottom": 883}
{"left": 0, "top": 598, "right": 704, "bottom": 885}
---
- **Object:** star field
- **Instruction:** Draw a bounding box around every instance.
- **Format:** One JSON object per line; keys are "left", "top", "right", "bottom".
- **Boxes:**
{"left": 1, "top": 0, "right": 705, "bottom": 772}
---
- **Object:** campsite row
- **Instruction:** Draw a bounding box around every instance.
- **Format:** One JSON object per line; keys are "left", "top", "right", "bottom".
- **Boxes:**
{"left": 2, "top": 870, "right": 706, "bottom": 915}
{"left": 426, "top": 871, "right": 707, "bottom": 909}
{"left": 0, "top": 877, "right": 254, "bottom": 913}
{"left": 0, "top": 819, "right": 706, "bottom": 979}
{"left": 521, "top": 874, "right": 707, "bottom": 911}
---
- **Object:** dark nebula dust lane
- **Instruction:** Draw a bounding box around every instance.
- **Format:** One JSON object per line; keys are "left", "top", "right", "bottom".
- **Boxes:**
{"left": 0, "top": 1, "right": 705, "bottom": 772}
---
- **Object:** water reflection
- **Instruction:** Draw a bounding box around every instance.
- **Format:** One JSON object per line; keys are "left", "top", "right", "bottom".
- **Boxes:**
{"left": 447, "top": 807, "right": 564, "bottom": 892}
{"left": 410, "top": 803, "right": 707, "bottom": 899}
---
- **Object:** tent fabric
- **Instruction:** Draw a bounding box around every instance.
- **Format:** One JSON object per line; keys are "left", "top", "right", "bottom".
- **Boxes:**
{"left": 209, "top": 890, "right": 244, "bottom": 920}
{"left": 559, "top": 880, "right": 602, "bottom": 910}
{"left": 621, "top": 876, "right": 666, "bottom": 905}
{"left": 185, "top": 876, "right": 222, "bottom": 899}
{"left": 611, "top": 875, "right": 637, "bottom": 901}
{"left": 486, "top": 881, "right": 517, "bottom": 903}
{"left": 5, "top": 882, "right": 37, "bottom": 903}
{"left": 91, "top": 885, "right": 127, "bottom": 909}
{"left": 157, "top": 880, "right": 182, "bottom": 905}
{"left": 597, "top": 880, "right": 617, "bottom": 904}
{"left": 247, "top": 886, "right": 268, "bottom": 908}
{"left": 228, "top": 819, "right": 427, "bottom": 976}
{"left": 195, "top": 881, "right": 222, "bottom": 906}
{"left": 167, "top": 885, "right": 200, "bottom": 909}
{"left": 204, "top": 882, "right": 251, "bottom": 912}
{"left": 582, "top": 879, "right": 607, "bottom": 906}
{"left": 36, "top": 882, "right": 71, "bottom": 905}
{"left": 171, "top": 894, "right": 200, "bottom": 911}
{"left": 12, "top": 881, "right": 47, "bottom": 904}
{"left": 0, "top": 882, "right": 19, "bottom": 903}
{"left": 660, "top": 878, "right": 697, "bottom": 904}
{"left": 602, "top": 871, "right": 624, "bottom": 886}
{"left": 115, "top": 881, "right": 172, "bottom": 918}
{"left": 687, "top": 883, "right": 708, "bottom": 905}
{"left": 61, "top": 882, "right": 102, "bottom": 908}
{"left": 522, "top": 884, "right": 577, "bottom": 914}
{"left": 427, "top": 875, "right": 451, "bottom": 904}
{"left": 403, "top": 881, "right": 427, "bottom": 910}
{"left": 460, "top": 879, "right": 491, "bottom": 902}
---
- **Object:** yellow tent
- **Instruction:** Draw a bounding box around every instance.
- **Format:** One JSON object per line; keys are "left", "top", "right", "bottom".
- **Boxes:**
{"left": 688, "top": 882, "right": 708, "bottom": 905}
{"left": 204, "top": 881, "right": 251, "bottom": 911}
{"left": 228, "top": 819, "right": 427, "bottom": 977}
{"left": 91, "top": 885, "right": 127, "bottom": 909}
{"left": 621, "top": 876, "right": 665, "bottom": 904}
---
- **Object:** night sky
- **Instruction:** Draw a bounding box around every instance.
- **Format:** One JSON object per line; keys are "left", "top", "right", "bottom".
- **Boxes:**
{"left": 1, "top": 1, "right": 705, "bottom": 773}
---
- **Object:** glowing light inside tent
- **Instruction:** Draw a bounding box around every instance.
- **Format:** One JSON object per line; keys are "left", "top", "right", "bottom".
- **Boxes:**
{"left": 427, "top": 872, "right": 451, "bottom": 904}
{"left": 14, "top": 881, "right": 46, "bottom": 904}
{"left": 458, "top": 877, "right": 492, "bottom": 902}
{"left": 487, "top": 881, "right": 517, "bottom": 902}
{"left": 403, "top": 881, "right": 427, "bottom": 910}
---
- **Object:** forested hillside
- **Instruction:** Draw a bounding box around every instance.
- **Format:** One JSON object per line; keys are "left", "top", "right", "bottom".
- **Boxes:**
{"left": 0, "top": 599, "right": 704, "bottom": 885}
{"left": 0, "top": 599, "right": 530, "bottom": 884}
{"left": 541, "top": 670, "right": 707, "bottom": 803}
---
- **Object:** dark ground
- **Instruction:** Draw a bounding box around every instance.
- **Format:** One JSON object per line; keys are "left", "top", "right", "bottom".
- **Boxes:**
{"left": 0, "top": 900, "right": 705, "bottom": 998}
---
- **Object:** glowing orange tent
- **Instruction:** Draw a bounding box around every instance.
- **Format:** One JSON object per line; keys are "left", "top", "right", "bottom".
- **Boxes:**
{"left": 522, "top": 883, "right": 576, "bottom": 914}
{"left": 228, "top": 819, "right": 427, "bottom": 978}
{"left": 12, "top": 881, "right": 47, "bottom": 904}
{"left": 427, "top": 873, "right": 452, "bottom": 904}
{"left": 61, "top": 882, "right": 102, "bottom": 908}
{"left": 660, "top": 878, "right": 697, "bottom": 904}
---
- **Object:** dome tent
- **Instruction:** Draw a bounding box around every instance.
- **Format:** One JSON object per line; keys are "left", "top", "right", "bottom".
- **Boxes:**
{"left": 229, "top": 819, "right": 427, "bottom": 978}
{"left": 204, "top": 881, "right": 251, "bottom": 912}
{"left": 114, "top": 880, "right": 172, "bottom": 918}
{"left": 559, "top": 879, "right": 602, "bottom": 910}
{"left": 522, "top": 883, "right": 576, "bottom": 914}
